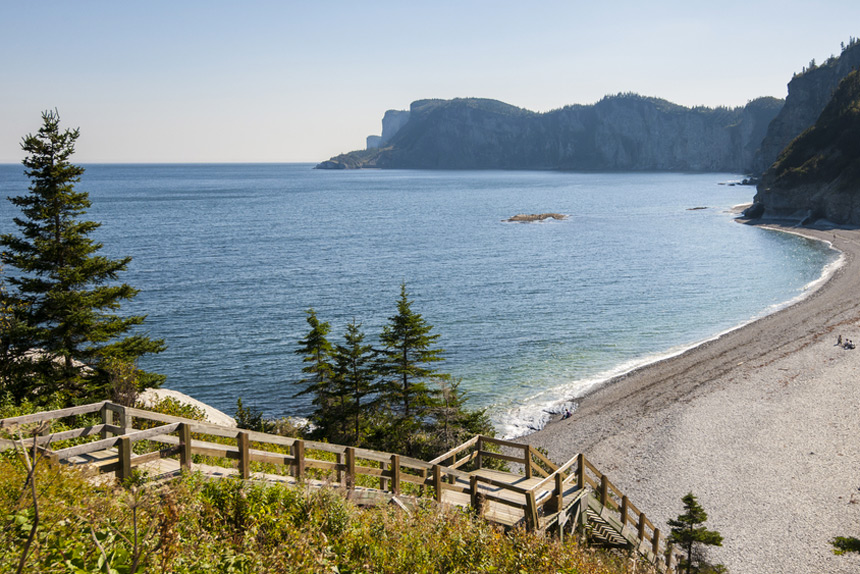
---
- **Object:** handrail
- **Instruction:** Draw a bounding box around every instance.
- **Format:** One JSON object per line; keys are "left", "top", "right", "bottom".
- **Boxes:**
{"left": 529, "top": 453, "right": 580, "bottom": 493}
{"left": 0, "top": 401, "right": 108, "bottom": 428}
{"left": 0, "top": 402, "right": 678, "bottom": 572}
{"left": 428, "top": 435, "right": 479, "bottom": 465}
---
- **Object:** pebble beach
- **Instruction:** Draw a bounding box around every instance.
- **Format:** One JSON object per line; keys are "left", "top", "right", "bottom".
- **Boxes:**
{"left": 521, "top": 222, "right": 860, "bottom": 573}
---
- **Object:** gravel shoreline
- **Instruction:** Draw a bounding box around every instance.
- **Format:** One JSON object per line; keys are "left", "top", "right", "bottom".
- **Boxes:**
{"left": 520, "top": 222, "right": 860, "bottom": 573}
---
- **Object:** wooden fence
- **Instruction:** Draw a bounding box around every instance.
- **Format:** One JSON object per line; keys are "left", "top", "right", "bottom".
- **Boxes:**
{"left": 0, "top": 401, "right": 677, "bottom": 572}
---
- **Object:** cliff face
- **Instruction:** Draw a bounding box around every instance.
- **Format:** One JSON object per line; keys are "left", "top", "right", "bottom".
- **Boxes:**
{"left": 752, "top": 41, "right": 860, "bottom": 174}
{"left": 321, "top": 95, "right": 782, "bottom": 172}
{"left": 751, "top": 69, "right": 860, "bottom": 224}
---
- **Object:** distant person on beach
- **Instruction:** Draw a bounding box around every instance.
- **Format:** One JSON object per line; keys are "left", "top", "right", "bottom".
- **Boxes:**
{"left": 837, "top": 334, "right": 842, "bottom": 346}
{"left": 562, "top": 409, "right": 571, "bottom": 419}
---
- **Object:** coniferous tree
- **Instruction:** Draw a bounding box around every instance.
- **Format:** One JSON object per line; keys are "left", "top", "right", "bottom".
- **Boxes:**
{"left": 428, "top": 378, "right": 494, "bottom": 454}
{"left": 294, "top": 308, "right": 337, "bottom": 438}
{"left": 668, "top": 492, "right": 725, "bottom": 574}
{"left": 377, "top": 283, "right": 445, "bottom": 454}
{"left": 331, "top": 319, "right": 376, "bottom": 446}
{"left": 0, "top": 111, "right": 165, "bottom": 403}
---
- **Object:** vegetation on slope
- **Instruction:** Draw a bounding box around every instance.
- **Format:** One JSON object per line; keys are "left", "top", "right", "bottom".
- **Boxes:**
{"left": 0, "top": 452, "right": 632, "bottom": 574}
{"left": 763, "top": 69, "right": 860, "bottom": 190}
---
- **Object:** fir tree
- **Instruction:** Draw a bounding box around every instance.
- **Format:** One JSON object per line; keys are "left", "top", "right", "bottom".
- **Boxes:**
{"left": 668, "top": 492, "right": 725, "bottom": 574}
{"left": 294, "top": 308, "right": 337, "bottom": 437}
{"left": 0, "top": 111, "right": 164, "bottom": 403}
{"left": 377, "top": 283, "right": 444, "bottom": 454}
{"left": 331, "top": 319, "right": 376, "bottom": 446}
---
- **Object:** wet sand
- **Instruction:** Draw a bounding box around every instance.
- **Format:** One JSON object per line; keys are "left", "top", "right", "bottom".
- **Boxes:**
{"left": 521, "top": 223, "right": 860, "bottom": 573}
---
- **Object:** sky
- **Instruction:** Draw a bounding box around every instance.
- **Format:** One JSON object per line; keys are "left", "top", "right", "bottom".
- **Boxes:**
{"left": 1, "top": 1, "right": 859, "bottom": 163}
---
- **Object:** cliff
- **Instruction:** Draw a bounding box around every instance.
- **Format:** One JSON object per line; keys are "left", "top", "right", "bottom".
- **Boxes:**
{"left": 750, "top": 69, "right": 860, "bottom": 224}
{"left": 319, "top": 95, "right": 782, "bottom": 172}
{"left": 752, "top": 40, "right": 860, "bottom": 174}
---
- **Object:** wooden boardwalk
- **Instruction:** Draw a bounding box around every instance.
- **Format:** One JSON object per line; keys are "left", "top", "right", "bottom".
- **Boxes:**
{"left": 1, "top": 401, "right": 679, "bottom": 572}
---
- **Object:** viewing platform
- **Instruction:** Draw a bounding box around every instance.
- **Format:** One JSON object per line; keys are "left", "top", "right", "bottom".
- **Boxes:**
{"left": 1, "top": 401, "right": 680, "bottom": 572}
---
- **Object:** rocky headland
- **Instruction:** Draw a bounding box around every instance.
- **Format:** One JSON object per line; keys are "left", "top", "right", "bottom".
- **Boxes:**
{"left": 748, "top": 67, "right": 860, "bottom": 225}
{"left": 319, "top": 95, "right": 782, "bottom": 172}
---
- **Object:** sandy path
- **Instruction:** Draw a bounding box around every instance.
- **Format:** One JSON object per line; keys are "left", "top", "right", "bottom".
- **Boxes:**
{"left": 521, "top": 223, "right": 860, "bottom": 573}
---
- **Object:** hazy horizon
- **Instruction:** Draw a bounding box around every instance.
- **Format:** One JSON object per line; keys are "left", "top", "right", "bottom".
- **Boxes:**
{"left": 2, "top": 1, "right": 859, "bottom": 164}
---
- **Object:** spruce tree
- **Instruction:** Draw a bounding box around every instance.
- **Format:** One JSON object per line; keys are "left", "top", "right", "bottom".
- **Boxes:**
{"left": 332, "top": 319, "right": 376, "bottom": 446}
{"left": 0, "top": 111, "right": 165, "bottom": 403}
{"left": 294, "top": 308, "right": 337, "bottom": 438}
{"left": 668, "top": 492, "right": 725, "bottom": 574}
{"left": 377, "top": 283, "right": 444, "bottom": 454}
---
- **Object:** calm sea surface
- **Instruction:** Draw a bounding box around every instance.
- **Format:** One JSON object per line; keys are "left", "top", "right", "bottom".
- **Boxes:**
{"left": 0, "top": 164, "right": 838, "bottom": 437}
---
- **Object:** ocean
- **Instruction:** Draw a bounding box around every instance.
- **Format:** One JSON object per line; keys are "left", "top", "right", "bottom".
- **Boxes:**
{"left": 0, "top": 164, "right": 839, "bottom": 437}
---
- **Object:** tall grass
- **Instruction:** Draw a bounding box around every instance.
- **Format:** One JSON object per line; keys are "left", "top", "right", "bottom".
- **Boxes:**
{"left": 0, "top": 453, "right": 645, "bottom": 574}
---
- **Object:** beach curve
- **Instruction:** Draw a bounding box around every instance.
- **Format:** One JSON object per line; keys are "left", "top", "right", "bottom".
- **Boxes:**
{"left": 518, "top": 222, "right": 860, "bottom": 573}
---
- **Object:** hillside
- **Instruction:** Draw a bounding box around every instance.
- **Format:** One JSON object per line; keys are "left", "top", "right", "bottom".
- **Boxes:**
{"left": 752, "top": 39, "right": 860, "bottom": 174}
{"left": 319, "top": 95, "right": 782, "bottom": 172}
{"left": 750, "top": 68, "right": 860, "bottom": 224}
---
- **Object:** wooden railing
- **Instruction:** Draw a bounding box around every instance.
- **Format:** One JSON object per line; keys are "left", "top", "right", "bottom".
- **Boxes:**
{"left": 0, "top": 402, "right": 677, "bottom": 572}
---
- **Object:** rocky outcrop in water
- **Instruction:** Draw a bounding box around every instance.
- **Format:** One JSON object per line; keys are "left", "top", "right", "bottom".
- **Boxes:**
{"left": 318, "top": 95, "right": 782, "bottom": 172}
{"left": 505, "top": 213, "right": 567, "bottom": 222}
{"left": 750, "top": 68, "right": 860, "bottom": 225}
{"left": 752, "top": 40, "right": 860, "bottom": 174}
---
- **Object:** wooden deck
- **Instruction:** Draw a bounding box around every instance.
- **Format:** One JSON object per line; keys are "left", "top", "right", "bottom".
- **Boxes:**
{"left": 1, "top": 401, "right": 679, "bottom": 572}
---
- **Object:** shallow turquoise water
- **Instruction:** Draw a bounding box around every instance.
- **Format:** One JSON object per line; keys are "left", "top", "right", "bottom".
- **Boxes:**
{"left": 0, "top": 164, "right": 838, "bottom": 436}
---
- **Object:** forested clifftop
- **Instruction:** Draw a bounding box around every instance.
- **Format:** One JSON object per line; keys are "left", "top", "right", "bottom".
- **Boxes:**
{"left": 750, "top": 69, "right": 860, "bottom": 224}
{"left": 752, "top": 39, "right": 860, "bottom": 174}
{"left": 318, "top": 95, "right": 782, "bottom": 172}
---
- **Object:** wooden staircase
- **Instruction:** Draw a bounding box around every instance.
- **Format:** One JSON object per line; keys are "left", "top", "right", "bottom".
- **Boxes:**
{"left": 1, "top": 401, "right": 679, "bottom": 572}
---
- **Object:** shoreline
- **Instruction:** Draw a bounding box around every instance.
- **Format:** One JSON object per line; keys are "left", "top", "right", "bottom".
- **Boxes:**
{"left": 521, "top": 220, "right": 845, "bottom": 435}
{"left": 520, "top": 221, "right": 860, "bottom": 573}
{"left": 498, "top": 217, "right": 843, "bottom": 439}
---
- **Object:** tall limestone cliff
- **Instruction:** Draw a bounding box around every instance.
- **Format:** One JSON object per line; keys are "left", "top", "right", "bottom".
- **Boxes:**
{"left": 750, "top": 69, "right": 860, "bottom": 224}
{"left": 319, "top": 95, "right": 782, "bottom": 172}
{"left": 752, "top": 40, "right": 860, "bottom": 174}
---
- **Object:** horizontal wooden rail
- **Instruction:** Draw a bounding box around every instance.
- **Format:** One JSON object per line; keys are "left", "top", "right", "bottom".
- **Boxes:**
{"left": 0, "top": 401, "right": 108, "bottom": 428}
{"left": 428, "top": 435, "right": 479, "bottom": 465}
{"left": 52, "top": 422, "right": 181, "bottom": 460}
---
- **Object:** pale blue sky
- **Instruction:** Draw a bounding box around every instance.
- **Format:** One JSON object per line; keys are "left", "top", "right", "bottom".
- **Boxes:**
{"left": 1, "top": 1, "right": 858, "bottom": 163}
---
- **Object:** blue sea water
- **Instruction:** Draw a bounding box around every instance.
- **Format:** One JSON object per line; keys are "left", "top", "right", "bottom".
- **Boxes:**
{"left": 0, "top": 164, "right": 839, "bottom": 437}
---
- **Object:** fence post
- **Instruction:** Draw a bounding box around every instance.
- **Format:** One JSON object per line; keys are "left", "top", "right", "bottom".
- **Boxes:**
{"left": 117, "top": 436, "right": 132, "bottom": 481}
{"left": 346, "top": 447, "right": 356, "bottom": 491}
{"left": 238, "top": 431, "right": 250, "bottom": 480}
{"left": 390, "top": 454, "right": 400, "bottom": 494}
{"left": 379, "top": 459, "right": 387, "bottom": 490}
{"left": 666, "top": 542, "right": 675, "bottom": 574}
{"left": 577, "top": 453, "right": 585, "bottom": 490}
{"left": 179, "top": 423, "right": 192, "bottom": 471}
{"left": 476, "top": 436, "right": 483, "bottom": 470}
{"left": 336, "top": 451, "right": 344, "bottom": 485}
{"left": 553, "top": 472, "right": 564, "bottom": 513}
{"left": 470, "top": 474, "right": 479, "bottom": 509}
{"left": 620, "top": 495, "right": 629, "bottom": 527}
{"left": 599, "top": 475, "right": 609, "bottom": 506}
{"left": 419, "top": 468, "right": 428, "bottom": 496}
{"left": 433, "top": 464, "right": 443, "bottom": 503}
{"left": 652, "top": 527, "right": 661, "bottom": 556}
{"left": 525, "top": 490, "right": 539, "bottom": 530}
{"left": 638, "top": 513, "right": 647, "bottom": 542}
{"left": 292, "top": 439, "right": 305, "bottom": 479}
{"left": 101, "top": 404, "right": 113, "bottom": 439}
{"left": 117, "top": 405, "right": 132, "bottom": 435}
{"left": 524, "top": 445, "right": 532, "bottom": 478}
